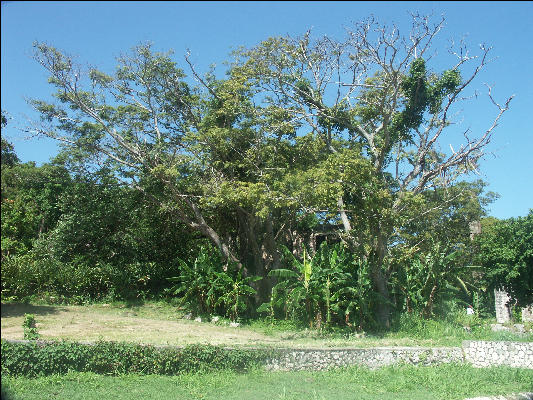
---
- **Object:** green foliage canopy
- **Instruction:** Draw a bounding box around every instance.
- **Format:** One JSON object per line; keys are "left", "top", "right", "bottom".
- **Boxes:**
{"left": 14, "top": 15, "right": 513, "bottom": 326}
{"left": 475, "top": 211, "right": 533, "bottom": 306}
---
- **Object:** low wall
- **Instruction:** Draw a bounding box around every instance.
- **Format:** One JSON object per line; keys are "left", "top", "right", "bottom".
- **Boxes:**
{"left": 3, "top": 339, "right": 532, "bottom": 370}
{"left": 463, "top": 341, "right": 533, "bottom": 369}
{"left": 266, "top": 346, "right": 463, "bottom": 371}
{"left": 266, "top": 341, "right": 533, "bottom": 371}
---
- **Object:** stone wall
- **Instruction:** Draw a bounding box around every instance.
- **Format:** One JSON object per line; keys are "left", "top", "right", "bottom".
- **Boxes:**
{"left": 4, "top": 338, "right": 532, "bottom": 370}
{"left": 266, "top": 341, "right": 533, "bottom": 371}
{"left": 265, "top": 346, "right": 463, "bottom": 370}
{"left": 463, "top": 341, "right": 533, "bottom": 369}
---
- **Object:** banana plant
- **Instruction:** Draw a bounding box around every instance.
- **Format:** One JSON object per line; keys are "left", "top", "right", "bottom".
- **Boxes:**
{"left": 211, "top": 269, "right": 261, "bottom": 321}
{"left": 400, "top": 241, "right": 475, "bottom": 317}
{"left": 308, "top": 244, "right": 344, "bottom": 328}
{"left": 166, "top": 246, "right": 221, "bottom": 315}
{"left": 264, "top": 246, "right": 319, "bottom": 325}
{"left": 262, "top": 243, "right": 370, "bottom": 328}
{"left": 330, "top": 258, "right": 373, "bottom": 330}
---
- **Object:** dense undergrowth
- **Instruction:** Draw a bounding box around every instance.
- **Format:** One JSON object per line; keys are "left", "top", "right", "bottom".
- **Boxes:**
{"left": 1, "top": 340, "right": 274, "bottom": 377}
{"left": 1, "top": 242, "right": 512, "bottom": 331}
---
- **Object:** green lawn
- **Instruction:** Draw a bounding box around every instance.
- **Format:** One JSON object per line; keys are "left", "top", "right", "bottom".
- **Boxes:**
{"left": 2, "top": 364, "right": 532, "bottom": 400}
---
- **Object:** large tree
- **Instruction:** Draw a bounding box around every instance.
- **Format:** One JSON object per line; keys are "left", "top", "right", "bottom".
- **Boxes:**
{"left": 26, "top": 15, "right": 511, "bottom": 326}
{"left": 27, "top": 41, "right": 292, "bottom": 303}
{"left": 220, "top": 15, "right": 512, "bottom": 325}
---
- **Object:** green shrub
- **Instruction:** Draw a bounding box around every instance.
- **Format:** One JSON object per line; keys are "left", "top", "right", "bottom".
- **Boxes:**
{"left": 1, "top": 340, "right": 275, "bottom": 377}
{"left": 1, "top": 252, "right": 181, "bottom": 303}
{"left": 22, "top": 314, "right": 39, "bottom": 340}
{"left": 1, "top": 254, "right": 58, "bottom": 300}
{"left": 167, "top": 246, "right": 260, "bottom": 319}
{"left": 0, "top": 382, "right": 16, "bottom": 400}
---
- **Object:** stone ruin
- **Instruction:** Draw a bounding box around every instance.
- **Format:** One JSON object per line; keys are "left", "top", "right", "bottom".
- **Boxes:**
{"left": 523, "top": 305, "right": 533, "bottom": 323}
{"left": 494, "top": 288, "right": 512, "bottom": 323}
{"left": 469, "top": 223, "right": 532, "bottom": 325}
{"left": 494, "top": 288, "right": 533, "bottom": 324}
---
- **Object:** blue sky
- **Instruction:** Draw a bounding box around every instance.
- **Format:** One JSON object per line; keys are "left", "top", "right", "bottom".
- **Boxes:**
{"left": 1, "top": 1, "right": 532, "bottom": 219}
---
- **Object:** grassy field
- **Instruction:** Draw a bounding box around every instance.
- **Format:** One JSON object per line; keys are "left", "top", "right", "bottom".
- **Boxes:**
{"left": 2, "top": 301, "right": 532, "bottom": 400}
{"left": 2, "top": 364, "right": 532, "bottom": 400}
{"left": 1, "top": 301, "right": 530, "bottom": 348}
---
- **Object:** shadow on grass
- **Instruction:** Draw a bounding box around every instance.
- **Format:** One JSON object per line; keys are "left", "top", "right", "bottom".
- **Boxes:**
{"left": 122, "top": 299, "right": 147, "bottom": 309}
{"left": 0, "top": 303, "right": 60, "bottom": 318}
{"left": 1, "top": 384, "right": 16, "bottom": 400}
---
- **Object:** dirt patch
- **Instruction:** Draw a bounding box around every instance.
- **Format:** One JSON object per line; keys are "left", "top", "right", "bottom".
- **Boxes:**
{"left": 1, "top": 303, "right": 284, "bottom": 347}
{"left": 2, "top": 302, "right": 492, "bottom": 349}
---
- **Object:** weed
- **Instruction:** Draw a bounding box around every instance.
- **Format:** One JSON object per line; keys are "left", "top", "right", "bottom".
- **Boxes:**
{"left": 22, "top": 314, "right": 39, "bottom": 340}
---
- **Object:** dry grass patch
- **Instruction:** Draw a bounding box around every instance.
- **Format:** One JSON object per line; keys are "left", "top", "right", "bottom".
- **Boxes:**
{"left": 1, "top": 302, "right": 283, "bottom": 347}
{"left": 0, "top": 302, "right": 444, "bottom": 348}
{"left": 0, "top": 302, "right": 384, "bottom": 348}
{"left": 4, "top": 302, "right": 527, "bottom": 348}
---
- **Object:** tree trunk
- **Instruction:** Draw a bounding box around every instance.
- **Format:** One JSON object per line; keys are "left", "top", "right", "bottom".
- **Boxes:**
{"left": 371, "top": 266, "right": 391, "bottom": 328}
{"left": 175, "top": 196, "right": 244, "bottom": 271}
{"left": 237, "top": 208, "right": 263, "bottom": 277}
{"left": 261, "top": 216, "right": 280, "bottom": 297}
{"left": 370, "top": 229, "right": 391, "bottom": 329}
{"left": 236, "top": 210, "right": 279, "bottom": 308}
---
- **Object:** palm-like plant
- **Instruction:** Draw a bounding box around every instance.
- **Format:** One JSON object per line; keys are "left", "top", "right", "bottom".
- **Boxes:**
{"left": 167, "top": 246, "right": 221, "bottom": 315}
{"left": 168, "top": 246, "right": 261, "bottom": 319}
{"left": 400, "top": 241, "right": 474, "bottom": 317}
{"left": 264, "top": 247, "right": 317, "bottom": 325}
{"left": 211, "top": 269, "right": 261, "bottom": 321}
{"left": 312, "top": 244, "right": 374, "bottom": 329}
{"left": 261, "top": 243, "right": 375, "bottom": 329}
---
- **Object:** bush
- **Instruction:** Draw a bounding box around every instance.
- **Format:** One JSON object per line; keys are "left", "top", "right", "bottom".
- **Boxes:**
{"left": 475, "top": 212, "right": 533, "bottom": 307}
{"left": 1, "top": 254, "right": 58, "bottom": 300}
{"left": 1, "top": 253, "right": 181, "bottom": 303}
{"left": 22, "top": 314, "right": 39, "bottom": 341}
{"left": 167, "top": 246, "right": 260, "bottom": 320}
{"left": 1, "top": 340, "right": 274, "bottom": 377}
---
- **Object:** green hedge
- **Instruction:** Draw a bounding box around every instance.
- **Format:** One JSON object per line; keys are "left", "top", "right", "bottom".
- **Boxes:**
{"left": 1, "top": 340, "right": 274, "bottom": 377}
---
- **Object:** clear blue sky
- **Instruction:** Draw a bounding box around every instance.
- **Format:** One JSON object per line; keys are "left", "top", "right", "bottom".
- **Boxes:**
{"left": 1, "top": 1, "right": 532, "bottom": 219}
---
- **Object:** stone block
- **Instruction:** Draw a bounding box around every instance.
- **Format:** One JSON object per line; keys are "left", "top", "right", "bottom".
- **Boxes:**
{"left": 522, "top": 305, "right": 533, "bottom": 322}
{"left": 494, "top": 289, "right": 512, "bottom": 323}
